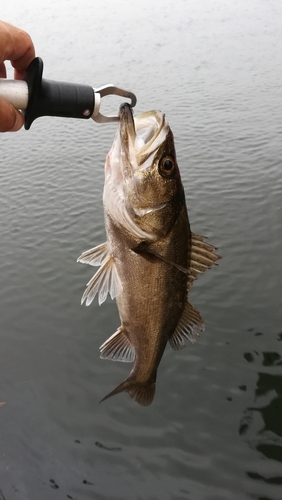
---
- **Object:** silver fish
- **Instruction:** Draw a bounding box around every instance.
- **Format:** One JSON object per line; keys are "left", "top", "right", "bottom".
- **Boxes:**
{"left": 78, "top": 104, "right": 220, "bottom": 406}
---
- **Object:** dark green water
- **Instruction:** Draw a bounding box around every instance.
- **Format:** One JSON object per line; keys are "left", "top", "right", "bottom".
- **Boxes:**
{"left": 0, "top": 0, "right": 281, "bottom": 498}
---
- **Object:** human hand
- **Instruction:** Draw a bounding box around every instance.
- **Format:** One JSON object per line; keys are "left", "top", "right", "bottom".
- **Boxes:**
{"left": 0, "top": 20, "right": 35, "bottom": 132}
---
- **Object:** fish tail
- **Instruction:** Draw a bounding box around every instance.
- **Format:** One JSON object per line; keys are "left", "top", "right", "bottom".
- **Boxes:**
{"left": 100, "top": 378, "right": 156, "bottom": 406}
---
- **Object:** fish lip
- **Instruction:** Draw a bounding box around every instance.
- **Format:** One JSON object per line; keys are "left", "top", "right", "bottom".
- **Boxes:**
{"left": 118, "top": 103, "right": 136, "bottom": 143}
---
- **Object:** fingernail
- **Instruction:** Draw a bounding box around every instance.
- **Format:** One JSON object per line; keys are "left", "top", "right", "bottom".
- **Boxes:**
{"left": 9, "top": 110, "right": 24, "bottom": 132}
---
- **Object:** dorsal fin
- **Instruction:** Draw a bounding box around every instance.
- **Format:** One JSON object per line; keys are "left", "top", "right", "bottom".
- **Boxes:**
{"left": 169, "top": 301, "right": 204, "bottom": 349}
{"left": 188, "top": 233, "right": 221, "bottom": 288}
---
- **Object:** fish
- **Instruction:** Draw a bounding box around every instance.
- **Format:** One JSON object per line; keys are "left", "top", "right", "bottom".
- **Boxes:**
{"left": 77, "top": 103, "right": 220, "bottom": 406}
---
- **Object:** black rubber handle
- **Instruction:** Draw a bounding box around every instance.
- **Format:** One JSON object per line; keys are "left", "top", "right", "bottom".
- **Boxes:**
{"left": 23, "top": 57, "right": 95, "bottom": 129}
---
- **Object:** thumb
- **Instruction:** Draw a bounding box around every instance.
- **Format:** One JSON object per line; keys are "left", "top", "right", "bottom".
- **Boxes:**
{"left": 0, "top": 98, "right": 24, "bottom": 131}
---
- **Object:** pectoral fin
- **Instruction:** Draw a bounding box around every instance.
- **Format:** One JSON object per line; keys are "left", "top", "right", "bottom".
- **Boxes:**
{"left": 133, "top": 242, "right": 190, "bottom": 275}
{"left": 100, "top": 326, "right": 135, "bottom": 362}
{"left": 80, "top": 255, "right": 122, "bottom": 306}
{"left": 169, "top": 302, "right": 204, "bottom": 350}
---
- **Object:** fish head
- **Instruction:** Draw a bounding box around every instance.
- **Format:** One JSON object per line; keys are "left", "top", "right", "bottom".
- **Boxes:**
{"left": 104, "top": 103, "right": 185, "bottom": 240}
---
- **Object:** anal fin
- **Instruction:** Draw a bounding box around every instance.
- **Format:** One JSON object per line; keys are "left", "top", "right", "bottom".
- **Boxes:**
{"left": 100, "top": 327, "right": 135, "bottom": 362}
{"left": 169, "top": 302, "right": 204, "bottom": 350}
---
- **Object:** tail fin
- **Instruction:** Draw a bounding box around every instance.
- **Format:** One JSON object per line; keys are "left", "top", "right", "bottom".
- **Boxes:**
{"left": 100, "top": 378, "right": 156, "bottom": 406}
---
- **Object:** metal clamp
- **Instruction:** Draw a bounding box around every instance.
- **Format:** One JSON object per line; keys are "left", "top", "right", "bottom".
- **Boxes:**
{"left": 93, "top": 85, "right": 137, "bottom": 123}
{"left": 0, "top": 57, "right": 137, "bottom": 128}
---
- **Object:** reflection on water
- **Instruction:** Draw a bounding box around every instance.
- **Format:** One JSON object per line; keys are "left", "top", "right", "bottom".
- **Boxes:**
{"left": 240, "top": 331, "right": 282, "bottom": 490}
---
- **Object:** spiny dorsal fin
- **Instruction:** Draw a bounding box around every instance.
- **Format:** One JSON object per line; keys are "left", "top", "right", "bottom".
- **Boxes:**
{"left": 188, "top": 233, "right": 221, "bottom": 288}
{"left": 80, "top": 254, "right": 122, "bottom": 306}
{"left": 100, "top": 327, "right": 135, "bottom": 362}
{"left": 169, "top": 302, "right": 204, "bottom": 350}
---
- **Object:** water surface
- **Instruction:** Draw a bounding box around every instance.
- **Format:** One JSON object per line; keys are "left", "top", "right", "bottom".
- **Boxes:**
{"left": 0, "top": 1, "right": 282, "bottom": 499}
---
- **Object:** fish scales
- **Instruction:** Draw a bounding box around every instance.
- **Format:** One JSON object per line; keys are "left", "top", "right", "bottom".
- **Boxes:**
{"left": 106, "top": 202, "right": 190, "bottom": 384}
{"left": 77, "top": 103, "right": 220, "bottom": 406}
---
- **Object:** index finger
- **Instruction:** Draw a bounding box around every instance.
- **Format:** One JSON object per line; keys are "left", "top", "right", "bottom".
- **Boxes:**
{"left": 0, "top": 20, "right": 35, "bottom": 79}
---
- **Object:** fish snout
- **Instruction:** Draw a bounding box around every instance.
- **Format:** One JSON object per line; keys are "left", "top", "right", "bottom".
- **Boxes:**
{"left": 118, "top": 103, "right": 136, "bottom": 145}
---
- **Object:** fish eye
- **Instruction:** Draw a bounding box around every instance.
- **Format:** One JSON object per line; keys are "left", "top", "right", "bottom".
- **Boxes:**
{"left": 159, "top": 156, "right": 175, "bottom": 177}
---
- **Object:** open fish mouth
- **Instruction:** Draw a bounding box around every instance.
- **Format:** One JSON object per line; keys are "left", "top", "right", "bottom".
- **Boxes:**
{"left": 118, "top": 104, "right": 168, "bottom": 165}
{"left": 134, "top": 109, "right": 165, "bottom": 157}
